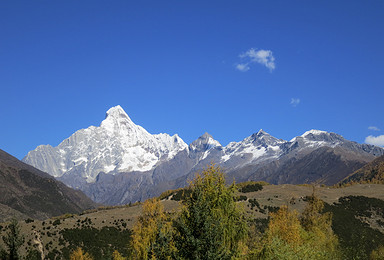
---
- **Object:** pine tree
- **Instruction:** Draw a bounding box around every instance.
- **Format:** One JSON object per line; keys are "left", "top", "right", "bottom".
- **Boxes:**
{"left": 2, "top": 218, "right": 24, "bottom": 260}
{"left": 174, "top": 164, "right": 248, "bottom": 260}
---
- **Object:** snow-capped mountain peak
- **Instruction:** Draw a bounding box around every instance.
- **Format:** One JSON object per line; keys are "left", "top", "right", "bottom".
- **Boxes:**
{"left": 23, "top": 105, "right": 188, "bottom": 183}
{"left": 106, "top": 105, "right": 131, "bottom": 120}
{"left": 188, "top": 133, "right": 222, "bottom": 161}
{"left": 247, "top": 129, "right": 284, "bottom": 146}
{"left": 190, "top": 132, "right": 222, "bottom": 151}
{"left": 288, "top": 129, "right": 344, "bottom": 150}
{"left": 100, "top": 105, "right": 139, "bottom": 134}
{"left": 301, "top": 129, "right": 328, "bottom": 137}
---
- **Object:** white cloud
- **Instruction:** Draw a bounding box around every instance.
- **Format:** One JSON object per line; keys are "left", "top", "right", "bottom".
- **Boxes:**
{"left": 290, "top": 98, "right": 300, "bottom": 107}
{"left": 368, "top": 126, "right": 380, "bottom": 131}
{"left": 237, "top": 48, "right": 276, "bottom": 72}
{"left": 365, "top": 135, "right": 384, "bottom": 147}
{"left": 236, "top": 63, "right": 250, "bottom": 72}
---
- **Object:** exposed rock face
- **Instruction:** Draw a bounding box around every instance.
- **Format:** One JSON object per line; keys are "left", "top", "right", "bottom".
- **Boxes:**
{"left": 0, "top": 149, "right": 96, "bottom": 222}
{"left": 23, "top": 106, "right": 384, "bottom": 205}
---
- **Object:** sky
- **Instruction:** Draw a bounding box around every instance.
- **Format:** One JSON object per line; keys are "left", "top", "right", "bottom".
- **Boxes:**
{"left": 1, "top": 1, "right": 384, "bottom": 159}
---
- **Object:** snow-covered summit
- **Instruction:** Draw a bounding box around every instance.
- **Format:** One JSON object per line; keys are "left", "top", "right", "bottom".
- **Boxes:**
{"left": 190, "top": 132, "right": 222, "bottom": 151}
{"left": 23, "top": 105, "right": 188, "bottom": 183}
{"left": 100, "top": 105, "right": 139, "bottom": 134}
{"left": 287, "top": 129, "right": 345, "bottom": 150}
{"left": 106, "top": 105, "right": 131, "bottom": 119}
{"left": 220, "top": 130, "right": 286, "bottom": 164}
{"left": 301, "top": 129, "right": 328, "bottom": 137}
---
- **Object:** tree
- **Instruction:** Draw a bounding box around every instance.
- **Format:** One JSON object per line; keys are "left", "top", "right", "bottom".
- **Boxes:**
{"left": 25, "top": 248, "right": 42, "bottom": 260}
{"left": 130, "top": 198, "right": 176, "bottom": 259}
{"left": 69, "top": 247, "right": 93, "bottom": 260}
{"left": 265, "top": 206, "right": 303, "bottom": 247}
{"left": 256, "top": 190, "right": 340, "bottom": 259}
{"left": 112, "top": 250, "right": 126, "bottom": 260}
{"left": 0, "top": 245, "right": 7, "bottom": 260}
{"left": 370, "top": 245, "right": 384, "bottom": 260}
{"left": 174, "top": 164, "right": 248, "bottom": 259}
{"left": 2, "top": 218, "right": 24, "bottom": 260}
{"left": 300, "top": 189, "right": 339, "bottom": 257}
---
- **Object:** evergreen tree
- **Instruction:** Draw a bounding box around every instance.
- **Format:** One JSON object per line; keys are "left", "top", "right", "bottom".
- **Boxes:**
{"left": 0, "top": 245, "right": 7, "bottom": 260}
{"left": 24, "top": 248, "right": 42, "bottom": 260}
{"left": 2, "top": 218, "right": 24, "bottom": 260}
{"left": 174, "top": 164, "right": 248, "bottom": 260}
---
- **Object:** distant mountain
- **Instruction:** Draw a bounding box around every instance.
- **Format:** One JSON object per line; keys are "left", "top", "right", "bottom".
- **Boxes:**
{"left": 339, "top": 154, "right": 384, "bottom": 185}
{"left": 176, "top": 130, "right": 383, "bottom": 187}
{"left": 23, "top": 105, "right": 187, "bottom": 188}
{"left": 23, "top": 106, "right": 384, "bottom": 205}
{"left": 0, "top": 149, "right": 96, "bottom": 222}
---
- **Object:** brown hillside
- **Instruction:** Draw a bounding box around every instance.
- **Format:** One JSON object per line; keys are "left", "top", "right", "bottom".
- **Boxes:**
{"left": 0, "top": 149, "right": 97, "bottom": 222}
{"left": 340, "top": 154, "right": 384, "bottom": 185}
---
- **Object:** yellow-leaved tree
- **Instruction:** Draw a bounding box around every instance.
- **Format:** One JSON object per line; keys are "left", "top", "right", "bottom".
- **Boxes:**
{"left": 299, "top": 190, "right": 339, "bottom": 258}
{"left": 130, "top": 198, "right": 176, "bottom": 259}
{"left": 69, "top": 247, "right": 93, "bottom": 260}
{"left": 112, "top": 250, "right": 126, "bottom": 260}
{"left": 255, "top": 188, "right": 340, "bottom": 259}
{"left": 370, "top": 245, "right": 384, "bottom": 260}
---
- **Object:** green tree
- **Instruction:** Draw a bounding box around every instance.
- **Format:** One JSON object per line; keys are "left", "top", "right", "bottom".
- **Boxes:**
{"left": 0, "top": 245, "right": 7, "bottom": 260}
{"left": 174, "top": 164, "right": 248, "bottom": 259}
{"left": 25, "top": 248, "right": 42, "bottom": 260}
{"left": 2, "top": 218, "right": 24, "bottom": 260}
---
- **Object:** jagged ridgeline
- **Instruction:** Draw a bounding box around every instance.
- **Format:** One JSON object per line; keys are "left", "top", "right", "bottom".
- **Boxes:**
{"left": 22, "top": 105, "right": 384, "bottom": 205}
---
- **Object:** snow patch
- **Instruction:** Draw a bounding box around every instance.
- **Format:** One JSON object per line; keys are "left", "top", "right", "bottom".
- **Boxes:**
{"left": 302, "top": 129, "right": 328, "bottom": 137}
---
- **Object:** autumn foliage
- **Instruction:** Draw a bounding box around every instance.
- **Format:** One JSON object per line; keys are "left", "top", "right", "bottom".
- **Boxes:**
{"left": 69, "top": 247, "right": 93, "bottom": 260}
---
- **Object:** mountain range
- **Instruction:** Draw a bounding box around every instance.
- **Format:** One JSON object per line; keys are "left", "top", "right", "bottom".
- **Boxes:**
{"left": 23, "top": 105, "right": 384, "bottom": 205}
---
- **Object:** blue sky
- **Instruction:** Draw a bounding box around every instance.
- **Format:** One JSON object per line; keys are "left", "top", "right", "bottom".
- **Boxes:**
{"left": 1, "top": 1, "right": 384, "bottom": 159}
